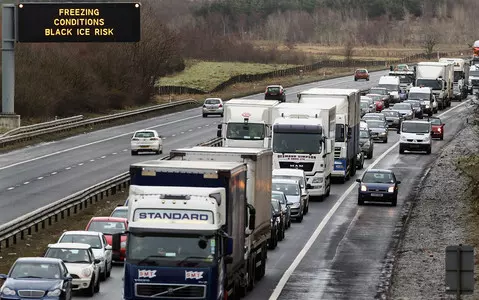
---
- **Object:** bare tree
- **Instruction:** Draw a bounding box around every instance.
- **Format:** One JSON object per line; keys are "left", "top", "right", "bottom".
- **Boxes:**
{"left": 422, "top": 27, "right": 440, "bottom": 57}
{"left": 344, "top": 40, "right": 354, "bottom": 65}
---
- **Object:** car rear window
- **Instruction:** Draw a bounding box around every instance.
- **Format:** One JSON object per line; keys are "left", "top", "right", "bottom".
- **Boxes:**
{"left": 356, "top": 70, "right": 367, "bottom": 73}
{"left": 205, "top": 99, "right": 220, "bottom": 104}
{"left": 59, "top": 234, "right": 102, "bottom": 249}
{"left": 134, "top": 131, "right": 154, "bottom": 138}
{"left": 267, "top": 87, "right": 281, "bottom": 93}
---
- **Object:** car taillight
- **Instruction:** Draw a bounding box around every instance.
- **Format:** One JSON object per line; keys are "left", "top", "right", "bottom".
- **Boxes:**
{"left": 132, "top": 138, "right": 139, "bottom": 141}
{"left": 265, "top": 88, "right": 268, "bottom": 94}
{"left": 150, "top": 137, "right": 159, "bottom": 140}
{"left": 218, "top": 104, "right": 222, "bottom": 107}
{"left": 203, "top": 104, "right": 206, "bottom": 108}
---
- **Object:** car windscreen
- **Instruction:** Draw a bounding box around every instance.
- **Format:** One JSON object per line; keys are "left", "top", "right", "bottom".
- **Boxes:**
{"left": 370, "top": 89, "right": 386, "bottom": 95}
{"left": 382, "top": 111, "right": 398, "bottom": 117}
{"left": 408, "top": 93, "right": 429, "bottom": 101}
{"left": 272, "top": 182, "right": 299, "bottom": 196}
{"left": 366, "top": 120, "right": 385, "bottom": 128}
{"left": 271, "top": 199, "right": 281, "bottom": 212}
{"left": 226, "top": 123, "right": 265, "bottom": 140}
{"left": 111, "top": 209, "right": 128, "bottom": 219}
{"left": 363, "top": 115, "right": 382, "bottom": 121}
{"left": 267, "top": 87, "right": 281, "bottom": 93}
{"left": 392, "top": 104, "right": 411, "bottom": 110}
{"left": 59, "top": 234, "right": 102, "bottom": 249}
{"left": 271, "top": 192, "right": 286, "bottom": 204}
{"left": 45, "top": 248, "right": 91, "bottom": 264}
{"left": 362, "top": 172, "right": 395, "bottom": 183}
{"left": 401, "top": 122, "right": 430, "bottom": 133}
{"left": 405, "top": 101, "right": 420, "bottom": 107}
{"left": 416, "top": 79, "right": 442, "bottom": 90}
{"left": 360, "top": 102, "right": 369, "bottom": 109}
{"left": 428, "top": 118, "right": 442, "bottom": 125}
{"left": 378, "top": 84, "right": 398, "bottom": 91}
{"left": 87, "top": 221, "right": 126, "bottom": 235}
{"left": 10, "top": 262, "right": 61, "bottom": 279}
{"left": 470, "top": 70, "right": 479, "bottom": 77}
{"left": 205, "top": 99, "right": 220, "bottom": 104}
{"left": 360, "top": 130, "right": 369, "bottom": 138}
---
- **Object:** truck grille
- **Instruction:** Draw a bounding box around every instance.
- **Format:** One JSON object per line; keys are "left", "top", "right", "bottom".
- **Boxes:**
{"left": 18, "top": 290, "right": 46, "bottom": 298}
{"left": 334, "top": 147, "right": 341, "bottom": 158}
{"left": 279, "top": 162, "right": 314, "bottom": 172}
{"left": 135, "top": 283, "right": 206, "bottom": 298}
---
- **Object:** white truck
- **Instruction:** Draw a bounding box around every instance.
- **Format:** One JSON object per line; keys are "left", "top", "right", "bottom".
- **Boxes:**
{"left": 271, "top": 102, "right": 335, "bottom": 199}
{"left": 415, "top": 62, "right": 454, "bottom": 109}
{"left": 439, "top": 58, "right": 470, "bottom": 100}
{"left": 217, "top": 99, "right": 280, "bottom": 148}
{"left": 296, "top": 88, "right": 361, "bottom": 183}
{"left": 469, "top": 64, "right": 479, "bottom": 94}
{"left": 378, "top": 76, "right": 401, "bottom": 103}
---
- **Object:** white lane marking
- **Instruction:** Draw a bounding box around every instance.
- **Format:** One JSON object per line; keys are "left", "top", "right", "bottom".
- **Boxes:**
{"left": 172, "top": 134, "right": 176, "bottom": 137}
{"left": 65, "top": 167, "right": 71, "bottom": 170}
{"left": 51, "top": 172, "right": 57, "bottom": 175}
{"left": 188, "top": 129, "right": 193, "bottom": 132}
{"left": 268, "top": 100, "right": 470, "bottom": 300}
{"left": 7, "top": 187, "right": 14, "bottom": 190}
{"left": 90, "top": 159, "right": 95, "bottom": 162}
{"left": 37, "top": 177, "right": 43, "bottom": 180}
{"left": 123, "top": 149, "right": 128, "bottom": 152}
{"left": 112, "top": 153, "right": 117, "bottom": 155}
{"left": 205, "top": 124, "right": 209, "bottom": 127}
{"left": 0, "top": 114, "right": 200, "bottom": 171}
{"left": 23, "top": 182, "right": 29, "bottom": 185}
{"left": 78, "top": 163, "right": 84, "bottom": 166}
{"left": 181, "top": 132, "right": 185, "bottom": 134}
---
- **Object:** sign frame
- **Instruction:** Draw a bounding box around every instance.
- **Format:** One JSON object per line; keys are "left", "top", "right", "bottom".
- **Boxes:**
{"left": 445, "top": 244, "right": 475, "bottom": 298}
{"left": 16, "top": 2, "right": 141, "bottom": 43}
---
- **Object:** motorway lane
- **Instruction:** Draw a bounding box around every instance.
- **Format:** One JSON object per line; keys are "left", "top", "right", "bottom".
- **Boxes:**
{"left": 271, "top": 101, "right": 469, "bottom": 300}
{"left": 78, "top": 103, "right": 469, "bottom": 299}
{"left": 0, "top": 69, "right": 390, "bottom": 224}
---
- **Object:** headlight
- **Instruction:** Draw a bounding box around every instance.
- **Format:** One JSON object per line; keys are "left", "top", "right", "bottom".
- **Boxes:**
{"left": 379, "top": 132, "right": 386, "bottom": 136}
{"left": 424, "top": 136, "right": 430, "bottom": 142}
{"left": 47, "top": 289, "right": 62, "bottom": 297}
{"left": 1, "top": 287, "right": 16, "bottom": 296}
{"left": 400, "top": 136, "right": 407, "bottom": 141}
{"left": 291, "top": 202, "right": 300, "bottom": 208}
{"left": 388, "top": 186, "right": 395, "bottom": 193}
{"left": 121, "top": 241, "right": 127, "bottom": 248}
{"left": 312, "top": 177, "right": 323, "bottom": 183}
{"left": 81, "top": 267, "right": 92, "bottom": 278}
{"left": 437, "top": 128, "right": 441, "bottom": 133}
{"left": 425, "top": 105, "right": 430, "bottom": 108}
{"left": 360, "top": 185, "right": 367, "bottom": 192}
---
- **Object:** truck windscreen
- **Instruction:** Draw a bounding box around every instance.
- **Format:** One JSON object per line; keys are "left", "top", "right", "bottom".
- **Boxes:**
{"left": 378, "top": 84, "right": 398, "bottom": 91}
{"left": 126, "top": 233, "right": 216, "bottom": 267}
{"left": 453, "top": 71, "right": 463, "bottom": 82}
{"left": 416, "top": 79, "right": 442, "bottom": 90}
{"left": 226, "top": 123, "right": 265, "bottom": 140}
{"left": 335, "top": 124, "right": 345, "bottom": 142}
{"left": 273, "top": 132, "right": 322, "bottom": 154}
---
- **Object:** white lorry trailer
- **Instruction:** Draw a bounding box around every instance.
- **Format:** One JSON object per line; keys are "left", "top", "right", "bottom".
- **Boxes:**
{"left": 217, "top": 99, "right": 280, "bottom": 148}
{"left": 296, "top": 88, "right": 361, "bottom": 183}
{"left": 415, "top": 62, "right": 454, "bottom": 109}
{"left": 271, "top": 102, "right": 335, "bottom": 199}
{"left": 439, "top": 58, "right": 470, "bottom": 100}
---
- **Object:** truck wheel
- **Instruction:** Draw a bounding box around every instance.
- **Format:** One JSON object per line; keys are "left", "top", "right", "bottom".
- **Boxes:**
{"left": 399, "top": 146, "right": 405, "bottom": 154}
{"left": 247, "top": 255, "right": 256, "bottom": 291}
{"left": 297, "top": 212, "right": 304, "bottom": 222}
{"left": 85, "top": 277, "right": 95, "bottom": 297}
{"left": 367, "top": 150, "right": 373, "bottom": 159}
{"left": 357, "top": 197, "right": 364, "bottom": 206}
{"left": 94, "top": 276, "right": 100, "bottom": 293}
{"left": 426, "top": 146, "right": 431, "bottom": 154}
{"left": 391, "top": 197, "right": 397, "bottom": 207}
{"left": 256, "top": 244, "right": 267, "bottom": 280}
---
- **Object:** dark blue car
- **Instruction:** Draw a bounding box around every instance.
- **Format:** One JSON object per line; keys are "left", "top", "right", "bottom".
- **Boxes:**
{"left": 0, "top": 257, "right": 73, "bottom": 300}
{"left": 356, "top": 169, "right": 401, "bottom": 206}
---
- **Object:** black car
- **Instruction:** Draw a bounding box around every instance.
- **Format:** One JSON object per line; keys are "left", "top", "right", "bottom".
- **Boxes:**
{"left": 271, "top": 199, "right": 285, "bottom": 241}
{"left": 268, "top": 202, "right": 281, "bottom": 249}
{"left": 272, "top": 191, "right": 291, "bottom": 229}
{"left": 365, "top": 119, "right": 388, "bottom": 143}
{"left": 0, "top": 257, "right": 73, "bottom": 300}
{"left": 265, "top": 85, "right": 286, "bottom": 102}
{"left": 381, "top": 109, "right": 403, "bottom": 130}
{"left": 356, "top": 169, "right": 401, "bottom": 206}
{"left": 404, "top": 100, "right": 423, "bottom": 119}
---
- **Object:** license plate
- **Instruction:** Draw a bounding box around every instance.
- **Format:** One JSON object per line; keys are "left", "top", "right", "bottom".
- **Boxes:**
{"left": 371, "top": 193, "right": 383, "bottom": 197}
{"left": 140, "top": 145, "right": 149, "bottom": 148}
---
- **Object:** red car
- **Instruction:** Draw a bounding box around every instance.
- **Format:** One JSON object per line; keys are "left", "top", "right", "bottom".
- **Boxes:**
{"left": 85, "top": 216, "right": 128, "bottom": 261}
{"left": 428, "top": 117, "right": 445, "bottom": 140}
{"left": 354, "top": 69, "right": 369, "bottom": 81}
{"left": 374, "top": 100, "right": 384, "bottom": 112}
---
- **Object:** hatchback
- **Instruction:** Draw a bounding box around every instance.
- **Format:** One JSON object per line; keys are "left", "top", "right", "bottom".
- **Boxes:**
{"left": 265, "top": 85, "right": 286, "bottom": 102}
{"left": 354, "top": 69, "right": 369, "bottom": 81}
{"left": 202, "top": 98, "right": 224, "bottom": 117}
{"left": 130, "top": 130, "right": 163, "bottom": 156}
{"left": 356, "top": 169, "right": 401, "bottom": 206}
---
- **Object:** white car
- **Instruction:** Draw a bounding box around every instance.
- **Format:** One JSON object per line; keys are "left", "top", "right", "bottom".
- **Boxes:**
{"left": 130, "top": 129, "right": 163, "bottom": 155}
{"left": 202, "top": 98, "right": 224, "bottom": 117}
{"left": 44, "top": 243, "right": 100, "bottom": 296}
{"left": 57, "top": 231, "right": 112, "bottom": 281}
{"left": 110, "top": 206, "right": 128, "bottom": 219}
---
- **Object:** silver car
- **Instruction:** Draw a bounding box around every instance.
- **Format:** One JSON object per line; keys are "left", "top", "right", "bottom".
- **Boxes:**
{"left": 359, "top": 129, "right": 374, "bottom": 159}
{"left": 202, "top": 98, "right": 224, "bottom": 117}
{"left": 381, "top": 109, "right": 403, "bottom": 129}
{"left": 390, "top": 102, "right": 414, "bottom": 120}
{"left": 362, "top": 113, "right": 388, "bottom": 128}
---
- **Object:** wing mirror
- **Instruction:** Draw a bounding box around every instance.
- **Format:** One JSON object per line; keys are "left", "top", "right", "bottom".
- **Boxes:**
{"left": 247, "top": 204, "right": 256, "bottom": 230}
{"left": 65, "top": 274, "right": 73, "bottom": 281}
{"left": 287, "top": 202, "right": 294, "bottom": 206}
{"left": 217, "top": 129, "right": 222, "bottom": 138}
{"left": 0, "top": 274, "right": 7, "bottom": 280}
{"left": 396, "top": 180, "right": 402, "bottom": 184}
{"left": 94, "top": 259, "right": 101, "bottom": 264}
{"left": 105, "top": 245, "right": 112, "bottom": 251}
{"left": 355, "top": 178, "right": 361, "bottom": 183}
{"left": 112, "top": 233, "right": 121, "bottom": 252}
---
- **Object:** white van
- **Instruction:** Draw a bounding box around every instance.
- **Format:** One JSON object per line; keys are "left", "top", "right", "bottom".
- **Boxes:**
{"left": 399, "top": 120, "right": 432, "bottom": 154}
{"left": 272, "top": 168, "right": 310, "bottom": 209}
{"left": 378, "top": 76, "right": 400, "bottom": 103}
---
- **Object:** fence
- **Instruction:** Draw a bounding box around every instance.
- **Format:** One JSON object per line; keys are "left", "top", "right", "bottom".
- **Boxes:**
{"left": 158, "top": 51, "right": 467, "bottom": 95}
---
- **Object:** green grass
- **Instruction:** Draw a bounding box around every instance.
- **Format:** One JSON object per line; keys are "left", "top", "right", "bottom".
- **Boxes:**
{"left": 157, "top": 60, "right": 299, "bottom": 91}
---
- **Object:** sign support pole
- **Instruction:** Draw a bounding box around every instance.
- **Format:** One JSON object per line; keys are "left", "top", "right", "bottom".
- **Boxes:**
{"left": 1, "top": 3, "right": 20, "bottom": 129}
{"left": 457, "top": 246, "right": 462, "bottom": 300}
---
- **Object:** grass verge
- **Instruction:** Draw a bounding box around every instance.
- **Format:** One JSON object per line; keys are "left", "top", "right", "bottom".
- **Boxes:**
{"left": 158, "top": 60, "right": 300, "bottom": 91}
{"left": 0, "top": 188, "right": 128, "bottom": 274}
